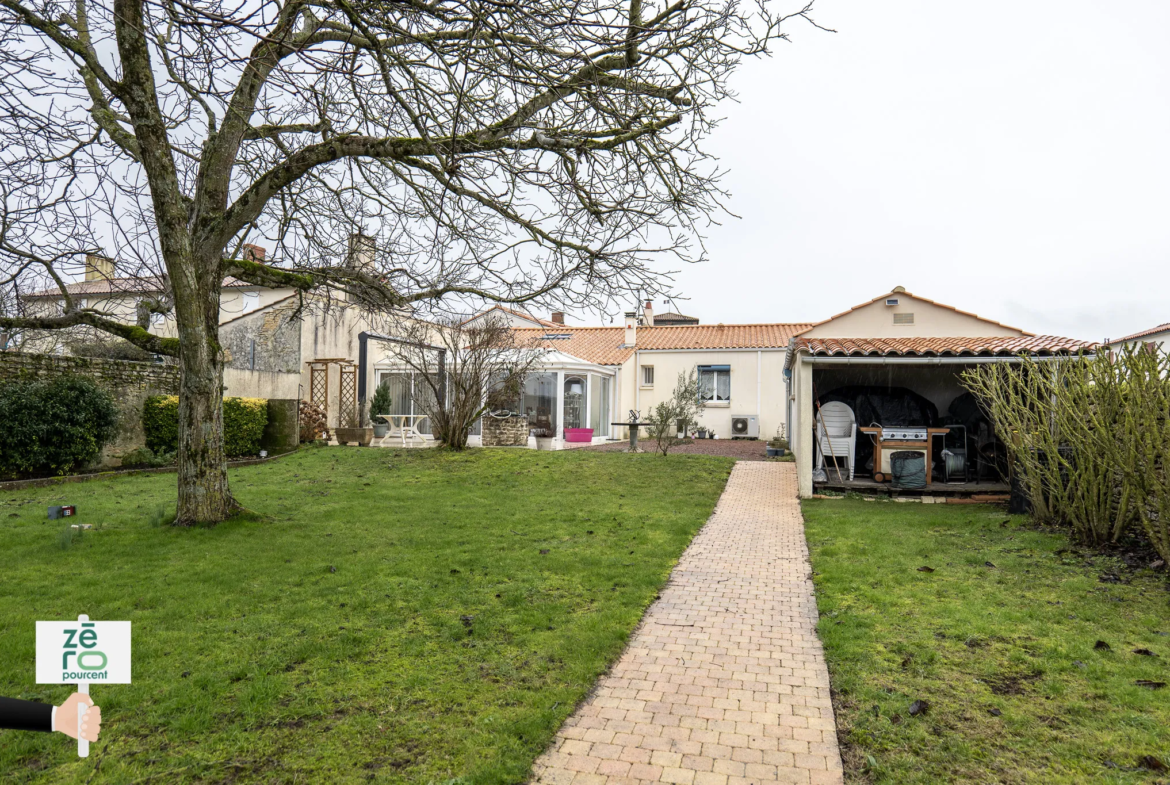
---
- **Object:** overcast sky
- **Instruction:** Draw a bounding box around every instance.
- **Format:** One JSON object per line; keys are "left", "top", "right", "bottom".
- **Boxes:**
{"left": 647, "top": 0, "right": 1170, "bottom": 341}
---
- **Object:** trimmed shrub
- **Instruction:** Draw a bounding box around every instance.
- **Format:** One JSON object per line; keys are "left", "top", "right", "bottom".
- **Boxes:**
{"left": 142, "top": 395, "right": 180, "bottom": 454}
{"left": 143, "top": 395, "right": 269, "bottom": 457}
{"left": 223, "top": 398, "right": 268, "bottom": 456}
{"left": 0, "top": 376, "right": 119, "bottom": 477}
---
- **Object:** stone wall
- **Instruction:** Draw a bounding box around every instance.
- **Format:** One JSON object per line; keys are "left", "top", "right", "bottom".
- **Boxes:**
{"left": 220, "top": 297, "right": 302, "bottom": 374}
{"left": 0, "top": 351, "right": 179, "bottom": 465}
{"left": 482, "top": 414, "right": 530, "bottom": 447}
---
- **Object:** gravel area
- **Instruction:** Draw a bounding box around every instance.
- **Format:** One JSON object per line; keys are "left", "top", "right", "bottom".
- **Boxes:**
{"left": 580, "top": 438, "right": 770, "bottom": 461}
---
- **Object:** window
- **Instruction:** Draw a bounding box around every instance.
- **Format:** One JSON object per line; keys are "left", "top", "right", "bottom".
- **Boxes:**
{"left": 893, "top": 312, "right": 915, "bottom": 325}
{"left": 641, "top": 365, "right": 655, "bottom": 387}
{"left": 521, "top": 373, "right": 558, "bottom": 435}
{"left": 590, "top": 375, "right": 610, "bottom": 437}
{"left": 375, "top": 370, "right": 437, "bottom": 435}
{"left": 564, "top": 375, "right": 586, "bottom": 430}
{"left": 698, "top": 365, "right": 730, "bottom": 403}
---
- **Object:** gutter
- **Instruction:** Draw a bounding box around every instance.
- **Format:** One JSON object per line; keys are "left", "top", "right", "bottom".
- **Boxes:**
{"left": 798, "top": 354, "right": 1090, "bottom": 366}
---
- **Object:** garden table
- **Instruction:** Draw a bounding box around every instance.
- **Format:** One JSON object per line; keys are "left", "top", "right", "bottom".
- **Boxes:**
{"left": 378, "top": 414, "right": 430, "bottom": 447}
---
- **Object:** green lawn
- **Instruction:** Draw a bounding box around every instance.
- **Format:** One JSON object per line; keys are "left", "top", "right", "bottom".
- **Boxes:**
{"left": 803, "top": 498, "right": 1170, "bottom": 784}
{"left": 0, "top": 447, "right": 733, "bottom": 784}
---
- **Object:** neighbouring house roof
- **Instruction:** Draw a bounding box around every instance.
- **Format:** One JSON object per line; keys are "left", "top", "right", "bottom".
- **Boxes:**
{"left": 513, "top": 323, "right": 814, "bottom": 365}
{"left": 790, "top": 335, "right": 1095, "bottom": 362}
{"left": 461, "top": 305, "right": 560, "bottom": 328}
{"left": 1109, "top": 322, "right": 1170, "bottom": 344}
{"left": 652, "top": 311, "right": 699, "bottom": 325}
{"left": 24, "top": 276, "right": 257, "bottom": 299}
{"left": 800, "top": 288, "right": 1033, "bottom": 337}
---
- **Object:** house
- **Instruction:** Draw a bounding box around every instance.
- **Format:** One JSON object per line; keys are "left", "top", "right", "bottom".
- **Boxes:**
{"left": 651, "top": 310, "right": 700, "bottom": 326}
{"left": 13, "top": 241, "right": 434, "bottom": 429}
{"left": 784, "top": 287, "right": 1094, "bottom": 497}
{"left": 18, "top": 248, "right": 291, "bottom": 346}
{"left": 1104, "top": 322, "right": 1170, "bottom": 354}
{"left": 498, "top": 301, "right": 812, "bottom": 447}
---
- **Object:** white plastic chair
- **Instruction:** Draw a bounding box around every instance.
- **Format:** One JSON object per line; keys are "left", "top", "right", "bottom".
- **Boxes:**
{"left": 816, "top": 401, "right": 857, "bottom": 481}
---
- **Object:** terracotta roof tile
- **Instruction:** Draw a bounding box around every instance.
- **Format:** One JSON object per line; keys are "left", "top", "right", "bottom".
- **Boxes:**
{"left": 652, "top": 311, "right": 698, "bottom": 324}
{"left": 1110, "top": 322, "right": 1170, "bottom": 344}
{"left": 792, "top": 335, "right": 1095, "bottom": 359}
{"left": 514, "top": 323, "right": 814, "bottom": 365}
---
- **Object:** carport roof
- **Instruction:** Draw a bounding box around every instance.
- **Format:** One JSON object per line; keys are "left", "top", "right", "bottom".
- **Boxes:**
{"left": 790, "top": 335, "right": 1096, "bottom": 361}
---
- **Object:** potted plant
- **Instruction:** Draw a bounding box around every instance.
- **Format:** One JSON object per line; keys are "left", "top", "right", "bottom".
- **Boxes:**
{"left": 767, "top": 426, "right": 789, "bottom": 457}
{"left": 370, "top": 382, "right": 392, "bottom": 439}
{"left": 335, "top": 408, "right": 374, "bottom": 446}
{"left": 697, "top": 427, "right": 708, "bottom": 439}
{"left": 533, "top": 427, "right": 555, "bottom": 451}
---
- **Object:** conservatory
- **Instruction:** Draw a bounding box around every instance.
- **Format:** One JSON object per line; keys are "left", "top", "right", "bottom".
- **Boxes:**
{"left": 486, "top": 349, "right": 618, "bottom": 449}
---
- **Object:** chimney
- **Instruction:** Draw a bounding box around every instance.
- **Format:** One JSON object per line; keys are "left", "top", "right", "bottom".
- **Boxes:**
{"left": 550, "top": 312, "right": 565, "bottom": 325}
{"left": 346, "top": 232, "right": 376, "bottom": 271}
{"left": 242, "top": 244, "right": 266, "bottom": 263}
{"left": 643, "top": 299, "right": 654, "bottom": 327}
{"left": 84, "top": 254, "right": 115, "bottom": 282}
{"left": 624, "top": 311, "right": 637, "bottom": 346}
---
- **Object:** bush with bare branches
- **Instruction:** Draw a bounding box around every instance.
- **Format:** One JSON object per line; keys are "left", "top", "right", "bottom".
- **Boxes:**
{"left": 383, "top": 317, "right": 545, "bottom": 450}
{"left": 962, "top": 345, "right": 1170, "bottom": 563}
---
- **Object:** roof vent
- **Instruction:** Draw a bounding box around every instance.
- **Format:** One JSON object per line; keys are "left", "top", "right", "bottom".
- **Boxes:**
{"left": 542, "top": 333, "right": 572, "bottom": 340}
{"left": 893, "top": 312, "right": 915, "bottom": 325}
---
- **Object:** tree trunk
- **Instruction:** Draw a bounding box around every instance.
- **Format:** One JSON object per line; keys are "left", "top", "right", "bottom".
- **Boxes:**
{"left": 172, "top": 263, "right": 236, "bottom": 525}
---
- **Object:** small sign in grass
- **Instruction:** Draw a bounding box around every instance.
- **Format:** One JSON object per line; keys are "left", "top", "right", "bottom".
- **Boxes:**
{"left": 0, "top": 448, "right": 733, "bottom": 783}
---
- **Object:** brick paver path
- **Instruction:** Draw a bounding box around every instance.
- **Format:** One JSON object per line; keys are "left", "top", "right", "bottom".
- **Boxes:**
{"left": 531, "top": 462, "right": 843, "bottom": 785}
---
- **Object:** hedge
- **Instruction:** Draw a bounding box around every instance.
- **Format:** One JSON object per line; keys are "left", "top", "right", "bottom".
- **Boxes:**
{"left": 0, "top": 376, "right": 119, "bottom": 477}
{"left": 143, "top": 395, "right": 269, "bottom": 457}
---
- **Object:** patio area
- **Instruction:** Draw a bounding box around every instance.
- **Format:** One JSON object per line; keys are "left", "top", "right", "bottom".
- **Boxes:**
{"left": 580, "top": 438, "right": 772, "bottom": 461}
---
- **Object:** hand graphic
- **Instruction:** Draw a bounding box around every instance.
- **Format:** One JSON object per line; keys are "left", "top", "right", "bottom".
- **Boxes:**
{"left": 55, "top": 693, "right": 101, "bottom": 743}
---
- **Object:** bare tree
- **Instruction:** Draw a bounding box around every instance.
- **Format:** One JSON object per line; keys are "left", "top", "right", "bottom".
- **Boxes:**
{"left": 0, "top": 0, "right": 829, "bottom": 522}
{"left": 646, "top": 366, "right": 702, "bottom": 455}
{"left": 385, "top": 315, "right": 545, "bottom": 450}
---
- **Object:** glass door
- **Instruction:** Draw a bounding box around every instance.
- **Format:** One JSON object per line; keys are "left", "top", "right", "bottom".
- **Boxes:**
{"left": 590, "top": 375, "right": 610, "bottom": 437}
{"left": 563, "top": 375, "right": 586, "bottom": 430}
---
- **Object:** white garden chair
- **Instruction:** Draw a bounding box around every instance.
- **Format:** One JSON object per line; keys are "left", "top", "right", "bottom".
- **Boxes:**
{"left": 816, "top": 401, "right": 857, "bottom": 481}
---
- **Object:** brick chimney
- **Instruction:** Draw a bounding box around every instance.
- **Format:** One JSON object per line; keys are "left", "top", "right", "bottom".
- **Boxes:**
{"left": 550, "top": 311, "right": 565, "bottom": 325}
{"left": 346, "top": 232, "right": 376, "bottom": 271}
{"left": 643, "top": 299, "right": 654, "bottom": 327}
{"left": 624, "top": 311, "right": 637, "bottom": 346}
{"left": 242, "top": 244, "right": 266, "bottom": 263}
{"left": 84, "top": 254, "right": 115, "bottom": 281}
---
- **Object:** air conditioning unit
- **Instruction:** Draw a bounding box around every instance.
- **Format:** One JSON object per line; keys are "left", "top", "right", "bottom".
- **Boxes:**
{"left": 730, "top": 415, "right": 759, "bottom": 439}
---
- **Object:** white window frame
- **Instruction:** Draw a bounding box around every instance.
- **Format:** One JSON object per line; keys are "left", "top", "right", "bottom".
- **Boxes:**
{"left": 698, "top": 366, "right": 731, "bottom": 405}
{"left": 641, "top": 365, "right": 655, "bottom": 387}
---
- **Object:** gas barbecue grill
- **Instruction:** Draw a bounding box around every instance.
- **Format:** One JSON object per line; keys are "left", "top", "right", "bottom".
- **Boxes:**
{"left": 859, "top": 425, "right": 951, "bottom": 485}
